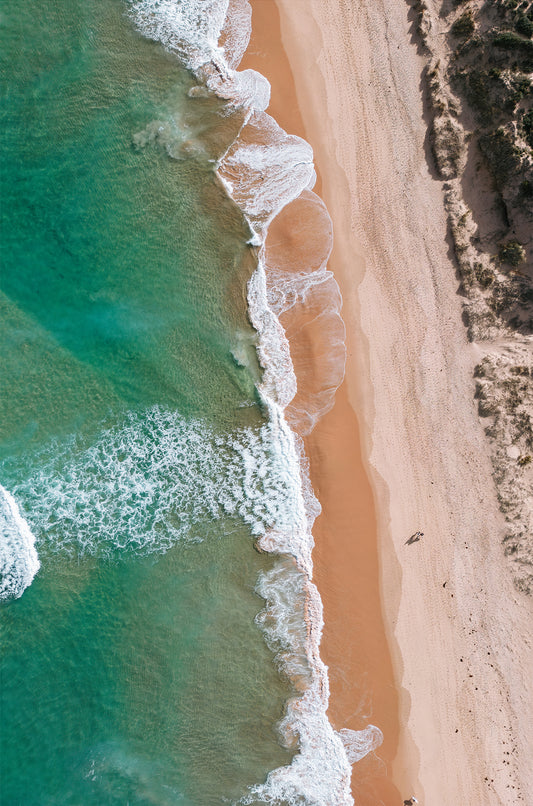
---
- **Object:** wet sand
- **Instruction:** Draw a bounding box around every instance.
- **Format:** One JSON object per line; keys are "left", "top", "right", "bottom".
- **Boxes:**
{"left": 242, "top": 3, "right": 401, "bottom": 803}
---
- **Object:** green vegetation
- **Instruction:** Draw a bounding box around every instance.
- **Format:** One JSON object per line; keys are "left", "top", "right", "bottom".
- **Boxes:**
{"left": 510, "top": 74, "right": 532, "bottom": 105}
{"left": 429, "top": 1, "right": 533, "bottom": 340}
{"left": 523, "top": 109, "right": 533, "bottom": 148}
{"left": 492, "top": 32, "right": 533, "bottom": 71}
{"left": 515, "top": 13, "right": 533, "bottom": 37}
{"left": 411, "top": 0, "right": 431, "bottom": 46}
{"left": 452, "top": 58, "right": 531, "bottom": 127}
{"left": 498, "top": 240, "right": 527, "bottom": 267}
{"left": 474, "top": 261, "right": 496, "bottom": 288}
{"left": 454, "top": 69, "right": 494, "bottom": 124}
{"left": 480, "top": 128, "right": 522, "bottom": 186}
{"left": 499, "top": 0, "right": 519, "bottom": 10}
{"left": 451, "top": 11, "right": 475, "bottom": 39}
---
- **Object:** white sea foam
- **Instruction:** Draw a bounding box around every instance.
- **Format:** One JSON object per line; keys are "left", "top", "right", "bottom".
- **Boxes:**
{"left": 219, "top": 111, "right": 315, "bottom": 237}
{"left": 0, "top": 484, "right": 40, "bottom": 601}
{"left": 218, "top": 0, "right": 251, "bottom": 69}
{"left": 127, "top": 1, "right": 379, "bottom": 803}
{"left": 6, "top": 408, "right": 304, "bottom": 559}
{"left": 129, "top": 0, "right": 270, "bottom": 111}
{"left": 338, "top": 726, "right": 384, "bottom": 765}
{"left": 129, "top": 0, "right": 230, "bottom": 71}
{"left": 247, "top": 263, "right": 297, "bottom": 410}
{"left": 262, "top": 190, "right": 346, "bottom": 435}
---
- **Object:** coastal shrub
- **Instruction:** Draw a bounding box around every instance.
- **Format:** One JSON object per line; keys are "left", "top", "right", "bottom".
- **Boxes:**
{"left": 494, "top": 31, "right": 527, "bottom": 48}
{"left": 514, "top": 411, "right": 533, "bottom": 449}
{"left": 460, "top": 70, "right": 495, "bottom": 123}
{"left": 523, "top": 109, "right": 533, "bottom": 148}
{"left": 509, "top": 74, "right": 532, "bottom": 104}
{"left": 488, "top": 278, "right": 525, "bottom": 317}
{"left": 514, "top": 410, "right": 533, "bottom": 448}
{"left": 468, "top": 71, "right": 532, "bottom": 117}
{"left": 474, "top": 261, "right": 496, "bottom": 288}
{"left": 476, "top": 385, "right": 498, "bottom": 416}
{"left": 431, "top": 115, "right": 464, "bottom": 178}
{"left": 502, "top": 377, "right": 525, "bottom": 410}
{"left": 515, "top": 14, "right": 533, "bottom": 37}
{"left": 519, "top": 178, "right": 533, "bottom": 197}
{"left": 474, "top": 359, "right": 491, "bottom": 378}
{"left": 451, "top": 11, "right": 475, "bottom": 39}
{"left": 492, "top": 31, "right": 533, "bottom": 70}
{"left": 480, "top": 128, "right": 521, "bottom": 186}
{"left": 498, "top": 239, "right": 526, "bottom": 266}
{"left": 411, "top": 0, "right": 431, "bottom": 45}
{"left": 456, "top": 34, "right": 484, "bottom": 58}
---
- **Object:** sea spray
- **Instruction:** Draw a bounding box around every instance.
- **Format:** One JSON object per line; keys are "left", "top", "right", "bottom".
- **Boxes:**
{"left": 128, "top": 0, "right": 382, "bottom": 802}
{"left": 0, "top": 484, "right": 40, "bottom": 601}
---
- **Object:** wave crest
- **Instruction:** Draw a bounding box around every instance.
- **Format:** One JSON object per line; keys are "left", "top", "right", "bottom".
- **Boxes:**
{"left": 0, "top": 484, "right": 40, "bottom": 601}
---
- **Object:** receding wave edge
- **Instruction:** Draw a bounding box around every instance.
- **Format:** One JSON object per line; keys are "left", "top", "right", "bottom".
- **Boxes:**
{"left": 128, "top": 2, "right": 382, "bottom": 803}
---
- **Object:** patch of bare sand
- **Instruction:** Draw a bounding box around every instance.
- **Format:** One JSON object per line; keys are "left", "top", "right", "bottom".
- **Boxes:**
{"left": 272, "top": 0, "right": 533, "bottom": 803}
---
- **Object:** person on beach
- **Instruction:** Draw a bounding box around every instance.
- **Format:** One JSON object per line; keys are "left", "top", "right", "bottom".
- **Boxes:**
{"left": 405, "top": 531, "right": 424, "bottom": 545}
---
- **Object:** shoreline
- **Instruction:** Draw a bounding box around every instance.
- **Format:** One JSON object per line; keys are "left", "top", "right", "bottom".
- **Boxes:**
{"left": 267, "top": 0, "right": 533, "bottom": 803}
{"left": 242, "top": 3, "right": 402, "bottom": 803}
{"left": 194, "top": 0, "right": 383, "bottom": 799}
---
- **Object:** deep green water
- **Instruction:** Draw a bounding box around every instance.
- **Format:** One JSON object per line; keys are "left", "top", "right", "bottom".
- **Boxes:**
{"left": 0, "top": 1, "right": 293, "bottom": 803}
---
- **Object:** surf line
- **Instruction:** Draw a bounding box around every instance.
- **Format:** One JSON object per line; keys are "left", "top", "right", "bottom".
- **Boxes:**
{"left": 129, "top": 1, "right": 382, "bottom": 802}
{"left": 0, "top": 483, "right": 40, "bottom": 601}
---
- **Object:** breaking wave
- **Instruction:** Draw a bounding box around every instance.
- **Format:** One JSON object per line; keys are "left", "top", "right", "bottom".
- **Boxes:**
{"left": 0, "top": 484, "right": 40, "bottom": 601}
{"left": 3, "top": 408, "right": 304, "bottom": 560}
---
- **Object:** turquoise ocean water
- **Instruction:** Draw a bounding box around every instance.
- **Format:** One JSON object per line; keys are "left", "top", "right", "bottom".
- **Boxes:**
{"left": 0, "top": 1, "right": 295, "bottom": 803}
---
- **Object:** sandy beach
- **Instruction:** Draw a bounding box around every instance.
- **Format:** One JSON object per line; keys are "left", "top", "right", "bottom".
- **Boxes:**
{"left": 242, "top": 5, "right": 400, "bottom": 803}
{"left": 245, "top": 0, "right": 533, "bottom": 803}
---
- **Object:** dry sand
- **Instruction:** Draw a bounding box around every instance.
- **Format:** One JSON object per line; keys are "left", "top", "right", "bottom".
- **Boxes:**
{"left": 246, "top": 0, "right": 533, "bottom": 804}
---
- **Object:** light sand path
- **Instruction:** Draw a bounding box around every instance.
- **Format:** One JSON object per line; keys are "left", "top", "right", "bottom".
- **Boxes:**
{"left": 271, "top": 0, "right": 533, "bottom": 804}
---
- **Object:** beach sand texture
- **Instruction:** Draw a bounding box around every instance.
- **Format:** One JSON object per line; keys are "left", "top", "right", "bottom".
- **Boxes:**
{"left": 247, "top": 0, "right": 533, "bottom": 803}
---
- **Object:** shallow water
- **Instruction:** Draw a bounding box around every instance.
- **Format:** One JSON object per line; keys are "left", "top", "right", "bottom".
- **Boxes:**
{"left": 0, "top": 1, "right": 295, "bottom": 802}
